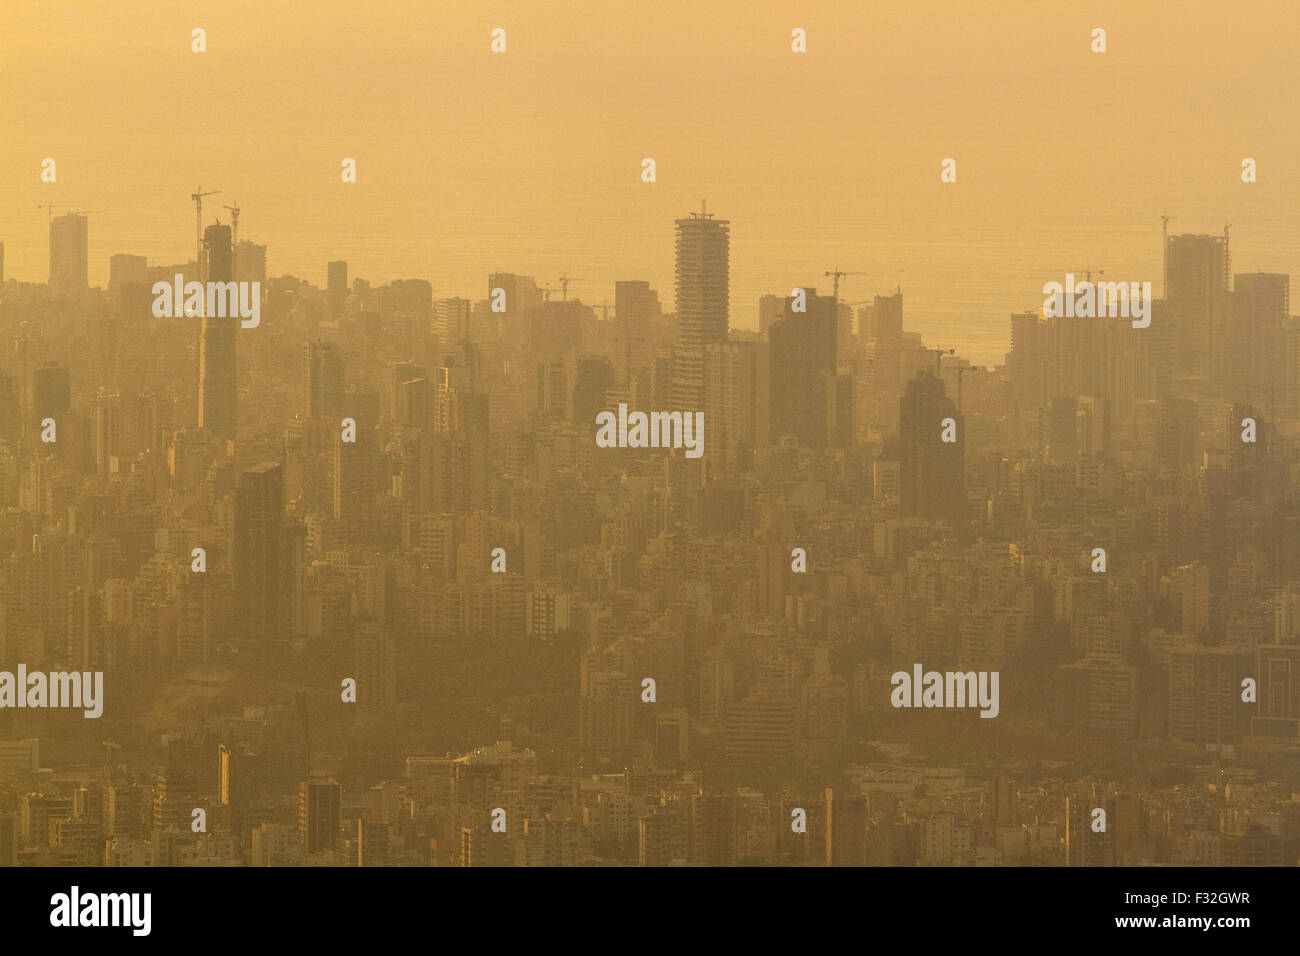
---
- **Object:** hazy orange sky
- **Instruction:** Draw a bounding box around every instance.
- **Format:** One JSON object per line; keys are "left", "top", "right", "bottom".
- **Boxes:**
{"left": 3, "top": 0, "right": 1298, "bottom": 363}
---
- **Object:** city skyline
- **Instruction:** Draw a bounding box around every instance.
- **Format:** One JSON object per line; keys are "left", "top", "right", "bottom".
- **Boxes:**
{"left": 7, "top": 202, "right": 1291, "bottom": 372}
{"left": 1, "top": 0, "right": 1299, "bottom": 882}
{"left": 5, "top": 1, "right": 1300, "bottom": 366}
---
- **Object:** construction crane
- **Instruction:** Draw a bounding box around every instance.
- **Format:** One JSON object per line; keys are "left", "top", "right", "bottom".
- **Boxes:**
{"left": 596, "top": 299, "right": 612, "bottom": 322}
{"left": 224, "top": 201, "right": 241, "bottom": 246}
{"left": 36, "top": 203, "right": 58, "bottom": 227}
{"left": 824, "top": 269, "right": 867, "bottom": 303}
{"left": 190, "top": 186, "right": 220, "bottom": 281}
{"left": 224, "top": 201, "right": 241, "bottom": 277}
{"left": 540, "top": 283, "right": 556, "bottom": 304}
{"left": 558, "top": 274, "right": 584, "bottom": 302}
{"left": 927, "top": 346, "right": 956, "bottom": 375}
{"left": 1074, "top": 266, "right": 1104, "bottom": 283}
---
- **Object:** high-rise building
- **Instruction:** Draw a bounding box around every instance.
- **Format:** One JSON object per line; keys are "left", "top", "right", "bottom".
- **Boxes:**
{"left": 757, "top": 294, "right": 784, "bottom": 338}
{"left": 327, "top": 261, "right": 348, "bottom": 317}
{"left": 614, "top": 280, "right": 662, "bottom": 383}
{"left": 1168, "top": 645, "right": 1252, "bottom": 749}
{"left": 32, "top": 362, "right": 71, "bottom": 423}
{"left": 199, "top": 223, "right": 237, "bottom": 440}
{"left": 1251, "top": 644, "right": 1300, "bottom": 739}
{"left": 49, "top": 213, "right": 88, "bottom": 293}
{"left": 768, "top": 287, "right": 837, "bottom": 449}
{"left": 572, "top": 355, "right": 613, "bottom": 426}
{"left": 333, "top": 421, "right": 383, "bottom": 543}
{"left": 723, "top": 687, "right": 796, "bottom": 765}
{"left": 234, "top": 462, "right": 285, "bottom": 647}
{"left": 899, "top": 371, "right": 965, "bottom": 521}
{"left": 206, "top": 222, "right": 233, "bottom": 285}
{"left": 868, "top": 291, "right": 904, "bottom": 345}
{"left": 219, "top": 744, "right": 258, "bottom": 807}
{"left": 1, "top": 241, "right": 6, "bottom": 284}
{"left": 1227, "top": 272, "right": 1288, "bottom": 411}
{"left": 673, "top": 205, "right": 729, "bottom": 408}
{"left": 305, "top": 341, "right": 346, "bottom": 420}
{"left": 487, "top": 273, "right": 543, "bottom": 326}
{"left": 236, "top": 240, "right": 267, "bottom": 284}
{"left": 690, "top": 793, "right": 738, "bottom": 866}
{"left": 434, "top": 297, "right": 471, "bottom": 343}
{"left": 704, "top": 340, "right": 769, "bottom": 471}
{"left": 1162, "top": 232, "right": 1230, "bottom": 387}
{"left": 108, "top": 254, "right": 149, "bottom": 297}
{"left": 299, "top": 779, "right": 341, "bottom": 856}
{"left": 824, "top": 787, "right": 867, "bottom": 866}
{"left": 1065, "top": 792, "right": 1116, "bottom": 866}
{"left": 1054, "top": 653, "right": 1138, "bottom": 739}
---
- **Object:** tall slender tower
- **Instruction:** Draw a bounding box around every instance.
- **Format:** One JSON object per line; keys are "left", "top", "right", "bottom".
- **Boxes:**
{"left": 673, "top": 203, "right": 729, "bottom": 409}
{"left": 198, "top": 222, "right": 237, "bottom": 441}
{"left": 1164, "top": 232, "right": 1230, "bottom": 388}
{"left": 234, "top": 462, "right": 285, "bottom": 648}
{"left": 900, "top": 371, "right": 965, "bottom": 522}
{"left": 49, "top": 214, "right": 88, "bottom": 293}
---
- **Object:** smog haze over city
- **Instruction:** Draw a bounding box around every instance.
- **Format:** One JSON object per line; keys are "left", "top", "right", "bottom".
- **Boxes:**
{"left": 0, "top": 0, "right": 1297, "bottom": 903}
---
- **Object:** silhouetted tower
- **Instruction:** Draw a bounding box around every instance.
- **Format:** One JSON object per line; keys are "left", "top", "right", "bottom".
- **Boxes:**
{"left": 673, "top": 202, "right": 730, "bottom": 408}
{"left": 899, "top": 371, "right": 965, "bottom": 521}
{"left": 198, "top": 223, "right": 237, "bottom": 440}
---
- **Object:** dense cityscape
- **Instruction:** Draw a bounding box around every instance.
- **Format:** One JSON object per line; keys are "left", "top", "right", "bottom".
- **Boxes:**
{"left": 0, "top": 202, "right": 1295, "bottom": 867}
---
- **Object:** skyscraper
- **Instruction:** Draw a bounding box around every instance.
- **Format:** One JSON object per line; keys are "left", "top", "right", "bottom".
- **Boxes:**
{"left": 768, "top": 287, "right": 837, "bottom": 449}
{"left": 108, "top": 254, "right": 148, "bottom": 296}
{"left": 487, "top": 273, "right": 543, "bottom": 325}
{"left": 1163, "top": 232, "right": 1230, "bottom": 387}
{"left": 1227, "top": 272, "right": 1288, "bottom": 412}
{"left": 199, "top": 222, "right": 237, "bottom": 440}
{"left": 49, "top": 213, "right": 88, "bottom": 293}
{"left": 236, "top": 240, "right": 267, "bottom": 284}
{"left": 434, "top": 297, "right": 471, "bottom": 343}
{"left": 614, "top": 280, "right": 661, "bottom": 383}
{"left": 673, "top": 204, "right": 729, "bottom": 409}
{"left": 757, "top": 294, "right": 784, "bottom": 338}
{"left": 298, "top": 779, "right": 341, "bottom": 857}
{"left": 899, "top": 371, "right": 965, "bottom": 521}
{"left": 704, "top": 340, "right": 768, "bottom": 471}
{"left": 207, "top": 222, "right": 233, "bottom": 283}
{"left": 869, "top": 291, "right": 904, "bottom": 346}
{"left": 305, "top": 341, "right": 346, "bottom": 420}
{"left": 327, "top": 261, "right": 348, "bottom": 318}
{"left": 234, "top": 462, "right": 285, "bottom": 648}
{"left": 32, "top": 362, "right": 71, "bottom": 423}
